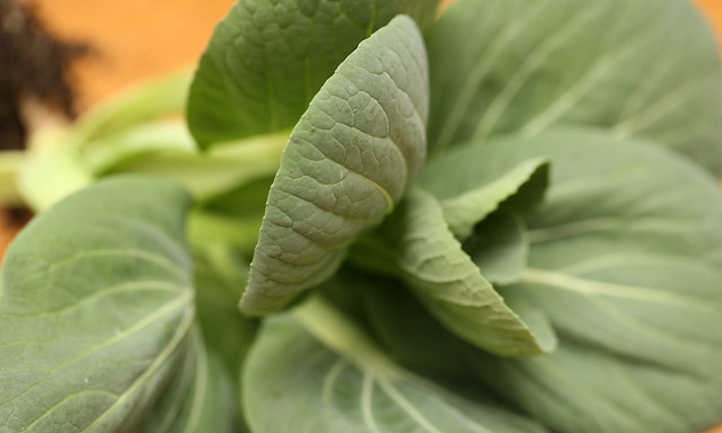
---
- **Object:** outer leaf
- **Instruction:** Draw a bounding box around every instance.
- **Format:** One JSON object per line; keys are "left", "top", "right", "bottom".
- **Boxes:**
{"left": 187, "top": 0, "right": 438, "bottom": 148}
{"left": 463, "top": 212, "right": 528, "bottom": 285}
{"left": 455, "top": 128, "right": 722, "bottom": 433}
{"left": 354, "top": 188, "right": 556, "bottom": 356}
{"left": 0, "top": 177, "right": 195, "bottom": 432}
{"left": 426, "top": 0, "right": 722, "bottom": 173}
{"left": 133, "top": 330, "right": 237, "bottom": 433}
{"left": 243, "top": 298, "right": 550, "bottom": 433}
{"left": 241, "top": 16, "right": 429, "bottom": 315}
{"left": 192, "top": 244, "right": 258, "bottom": 377}
{"left": 419, "top": 153, "right": 548, "bottom": 239}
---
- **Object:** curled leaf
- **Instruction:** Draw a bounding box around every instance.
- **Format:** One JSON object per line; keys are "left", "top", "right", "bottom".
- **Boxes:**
{"left": 364, "top": 188, "right": 556, "bottom": 356}
{"left": 241, "top": 15, "right": 429, "bottom": 315}
{"left": 420, "top": 153, "right": 548, "bottom": 239}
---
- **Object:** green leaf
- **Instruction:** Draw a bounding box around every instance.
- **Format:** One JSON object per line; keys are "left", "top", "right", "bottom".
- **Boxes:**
{"left": 360, "top": 273, "right": 473, "bottom": 380}
{"left": 187, "top": 0, "right": 438, "bottom": 148}
{"left": 240, "top": 15, "right": 429, "bottom": 315}
{"left": 461, "top": 128, "right": 722, "bottom": 433}
{"left": 0, "top": 177, "right": 196, "bottom": 432}
{"left": 243, "top": 297, "right": 550, "bottom": 433}
{"left": 355, "top": 188, "right": 556, "bottom": 356}
{"left": 463, "top": 212, "right": 528, "bottom": 285}
{"left": 184, "top": 243, "right": 260, "bottom": 433}
{"left": 192, "top": 244, "right": 258, "bottom": 377}
{"left": 426, "top": 0, "right": 722, "bottom": 173}
{"left": 419, "top": 151, "right": 548, "bottom": 239}
{"left": 133, "top": 330, "right": 238, "bottom": 433}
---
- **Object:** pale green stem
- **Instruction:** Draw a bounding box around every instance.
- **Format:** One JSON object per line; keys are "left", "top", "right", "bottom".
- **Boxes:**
{"left": 73, "top": 67, "right": 194, "bottom": 146}
{"left": 294, "top": 296, "right": 401, "bottom": 379}
{"left": 95, "top": 128, "right": 290, "bottom": 200}
{"left": 187, "top": 210, "right": 262, "bottom": 254}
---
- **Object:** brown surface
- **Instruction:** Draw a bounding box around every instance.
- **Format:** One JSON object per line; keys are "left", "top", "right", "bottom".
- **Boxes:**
{"left": 31, "top": 0, "right": 235, "bottom": 110}
{"left": 1, "top": 3, "right": 722, "bottom": 430}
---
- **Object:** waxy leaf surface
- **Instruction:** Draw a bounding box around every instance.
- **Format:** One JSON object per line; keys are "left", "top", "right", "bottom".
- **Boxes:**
{"left": 188, "top": 0, "right": 438, "bottom": 148}
{"left": 0, "top": 177, "right": 196, "bottom": 432}
{"left": 243, "top": 299, "right": 550, "bottom": 433}
{"left": 241, "top": 16, "right": 429, "bottom": 315}
{"left": 426, "top": 0, "right": 722, "bottom": 173}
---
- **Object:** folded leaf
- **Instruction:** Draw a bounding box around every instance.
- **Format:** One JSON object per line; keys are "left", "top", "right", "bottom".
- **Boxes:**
{"left": 0, "top": 177, "right": 196, "bottom": 432}
{"left": 426, "top": 0, "right": 722, "bottom": 174}
{"left": 243, "top": 297, "right": 550, "bottom": 433}
{"left": 419, "top": 150, "right": 548, "bottom": 239}
{"left": 241, "top": 15, "right": 429, "bottom": 315}
{"left": 187, "top": 0, "right": 438, "bottom": 148}
{"left": 355, "top": 188, "right": 556, "bottom": 356}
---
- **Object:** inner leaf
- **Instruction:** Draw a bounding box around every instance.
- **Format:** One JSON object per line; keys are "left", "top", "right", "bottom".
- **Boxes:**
{"left": 240, "top": 15, "right": 430, "bottom": 315}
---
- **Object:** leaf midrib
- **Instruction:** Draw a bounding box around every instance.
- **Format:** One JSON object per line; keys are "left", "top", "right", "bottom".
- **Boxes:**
{"left": 522, "top": 267, "right": 716, "bottom": 311}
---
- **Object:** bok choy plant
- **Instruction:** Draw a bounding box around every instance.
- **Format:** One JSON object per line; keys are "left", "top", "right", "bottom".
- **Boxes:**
{"left": 1, "top": 1, "right": 722, "bottom": 432}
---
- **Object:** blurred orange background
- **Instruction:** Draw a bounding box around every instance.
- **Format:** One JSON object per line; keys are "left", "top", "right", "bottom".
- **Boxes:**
{"left": 1, "top": 2, "right": 722, "bottom": 431}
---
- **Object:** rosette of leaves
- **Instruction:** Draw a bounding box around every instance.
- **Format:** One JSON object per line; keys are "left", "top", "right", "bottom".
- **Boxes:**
{"left": 1, "top": 0, "right": 722, "bottom": 432}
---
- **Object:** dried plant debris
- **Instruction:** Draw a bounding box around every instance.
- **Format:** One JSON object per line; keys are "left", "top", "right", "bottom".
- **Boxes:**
{"left": 0, "top": 0, "right": 88, "bottom": 150}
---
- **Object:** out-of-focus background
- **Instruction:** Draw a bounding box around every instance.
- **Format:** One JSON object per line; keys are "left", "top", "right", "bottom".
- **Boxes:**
{"left": 26, "top": 0, "right": 236, "bottom": 110}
